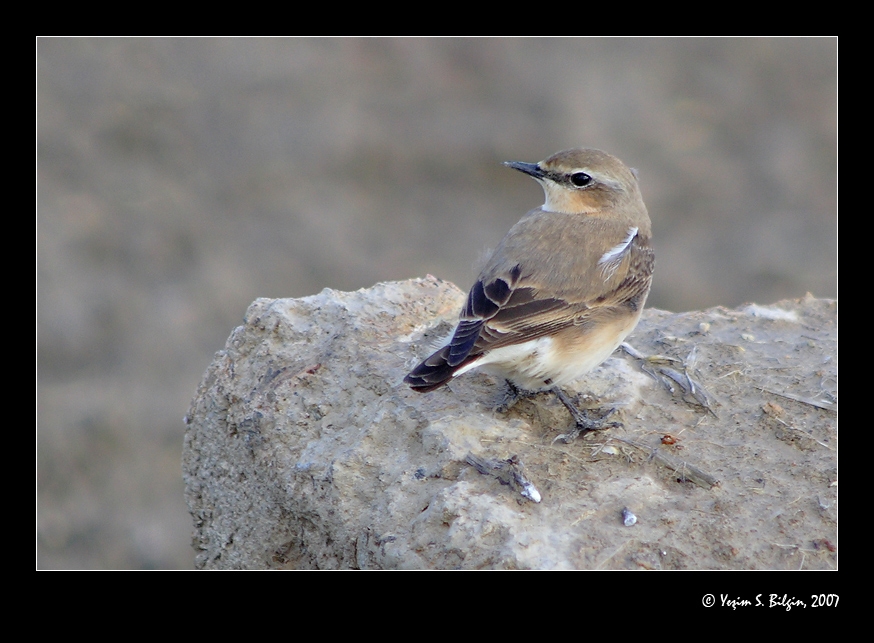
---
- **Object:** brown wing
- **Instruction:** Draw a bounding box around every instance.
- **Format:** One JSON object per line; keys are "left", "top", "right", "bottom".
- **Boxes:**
{"left": 405, "top": 224, "right": 653, "bottom": 392}
{"left": 469, "top": 228, "right": 654, "bottom": 355}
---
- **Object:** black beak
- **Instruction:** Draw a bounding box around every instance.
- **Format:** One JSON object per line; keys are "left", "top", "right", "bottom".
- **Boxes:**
{"left": 503, "top": 161, "right": 545, "bottom": 180}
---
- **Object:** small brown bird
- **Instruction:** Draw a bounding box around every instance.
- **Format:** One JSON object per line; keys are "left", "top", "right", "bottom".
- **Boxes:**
{"left": 405, "top": 148, "right": 653, "bottom": 428}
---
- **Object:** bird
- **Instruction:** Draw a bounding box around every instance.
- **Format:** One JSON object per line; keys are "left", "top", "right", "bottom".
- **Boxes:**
{"left": 404, "top": 147, "right": 654, "bottom": 431}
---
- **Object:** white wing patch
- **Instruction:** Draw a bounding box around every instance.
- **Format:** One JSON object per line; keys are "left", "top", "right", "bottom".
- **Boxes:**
{"left": 598, "top": 227, "right": 638, "bottom": 280}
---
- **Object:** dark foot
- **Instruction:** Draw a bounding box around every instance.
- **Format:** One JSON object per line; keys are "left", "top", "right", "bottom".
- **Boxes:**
{"left": 551, "top": 387, "right": 622, "bottom": 442}
{"left": 495, "top": 379, "right": 528, "bottom": 413}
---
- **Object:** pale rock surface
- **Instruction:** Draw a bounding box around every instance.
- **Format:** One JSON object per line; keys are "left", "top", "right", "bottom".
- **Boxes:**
{"left": 183, "top": 277, "right": 837, "bottom": 569}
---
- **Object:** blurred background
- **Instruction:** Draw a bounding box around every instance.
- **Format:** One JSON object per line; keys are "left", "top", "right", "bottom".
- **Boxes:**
{"left": 37, "top": 38, "right": 836, "bottom": 568}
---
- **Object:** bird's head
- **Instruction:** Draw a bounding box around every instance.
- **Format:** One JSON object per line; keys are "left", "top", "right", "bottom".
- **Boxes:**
{"left": 504, "top": 148, "right": 642, "bottom": 215}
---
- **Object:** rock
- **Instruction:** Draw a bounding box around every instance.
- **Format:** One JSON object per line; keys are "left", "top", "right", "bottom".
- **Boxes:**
{"left": 183, "top": 277, "right": 836, "bottom": 569}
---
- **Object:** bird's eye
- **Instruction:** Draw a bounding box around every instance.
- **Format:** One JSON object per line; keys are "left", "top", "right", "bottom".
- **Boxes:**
{"left": 570, "top": 172, "right": 592, "bottom": 187}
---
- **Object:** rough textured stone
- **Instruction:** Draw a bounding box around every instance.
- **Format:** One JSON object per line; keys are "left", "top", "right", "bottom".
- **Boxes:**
{"left": 183, "top": 278, "right": 837, "bottom": 569}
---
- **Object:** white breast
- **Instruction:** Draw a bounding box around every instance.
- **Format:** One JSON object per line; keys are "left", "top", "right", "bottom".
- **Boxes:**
{"left": 453, "top": 309, "right": 642, "bottom": 391}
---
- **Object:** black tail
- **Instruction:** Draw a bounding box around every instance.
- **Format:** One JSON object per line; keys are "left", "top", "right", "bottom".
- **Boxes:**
{"left": 404, "top": 345, "right": 456, "bottom": 392}
{"left": 405, "top": 345, "right": 482, "bottom": 392}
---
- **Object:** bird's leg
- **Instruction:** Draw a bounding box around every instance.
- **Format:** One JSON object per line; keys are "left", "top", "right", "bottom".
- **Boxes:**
{"left": 552, "top": 387, "right": 622, "bottom": 442}
{"left": 495, "top": 379, "right": 527, "bottom": 412}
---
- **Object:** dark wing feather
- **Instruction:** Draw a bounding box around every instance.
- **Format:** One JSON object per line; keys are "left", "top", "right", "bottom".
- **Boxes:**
{"left": 405, "top": 228, "right": 653, "bottom": 392}
{"left": 404, "top": 269, "right": 520, "bottom": 391}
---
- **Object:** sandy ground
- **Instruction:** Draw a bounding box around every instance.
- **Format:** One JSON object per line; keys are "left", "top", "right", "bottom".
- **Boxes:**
{"left": 184, "top": 283, "right": 836, "bottom": 570}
